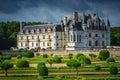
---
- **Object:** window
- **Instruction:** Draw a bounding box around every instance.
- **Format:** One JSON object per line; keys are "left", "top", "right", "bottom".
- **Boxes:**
{"left": 89, "top": 33, "right": 91, "bottom": 37}
{"left": 79, "top": 35, "right": 81, "bottom": 42}
{"left": 102, "top": 34, "right": 104, "bottom": 38}
{"left": 73, "top": 34, "right": 75, "bottom": 41}
{"left": 21, "top": 36, "right": 23, "bottom": 40}
{"left": 89, "top": 41, "right": 92, "bottom": 46}
{"left": 95, "top": 34, "right": 98, "bottom": 37}
{"left": 25, "top": 43, "right": 27, "bottom": 46}
{"left": 32, "top": 42, "right": 34, "bottom": 46}
{"left": 95, "top": 40, "right": 98, "bottom": 46}
{"left": 43, "top": 42, "right": 45, "bottom": 46}
{"left": 36, "top": 43, "right": 38, "bottom": 46}
{"left": 102, "top": 41, "right": 104, "bottom": 46}
{"left": 71, "top": 35, "right": 72, "bottom": 41}
{"left": 47, "top": 43, "right": 49, "bottom": 46}
{"left": 56, "top": 36, "right": 58, "bottom": 38}
{"left": 43, "top": 35, "right": 45, "bottom": 39}
{"left": 21, "top": 43, "right": 23, "bottom": 47}
{"left": 32, "top": 36, "right": 34, "bottom": 39}
{"left": 48, "top": 35, "right": 50, "bottom": 39}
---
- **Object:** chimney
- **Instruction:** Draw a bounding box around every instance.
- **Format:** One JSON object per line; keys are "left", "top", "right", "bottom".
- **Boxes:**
{"left": 20, "top": 22, "right": 23, "bottom": 33}
{"left": 63, "top": 16, "right": 67, "bottom": 26}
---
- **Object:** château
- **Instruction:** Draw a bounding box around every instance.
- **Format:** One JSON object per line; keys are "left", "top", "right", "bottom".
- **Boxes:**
{"left": 17, "top": 12, "right": 110, "bottom": 51}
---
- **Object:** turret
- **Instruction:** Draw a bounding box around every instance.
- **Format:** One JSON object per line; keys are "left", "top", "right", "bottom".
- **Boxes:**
{"left": 72, "top": 12, "right": 78, "bottom": 24}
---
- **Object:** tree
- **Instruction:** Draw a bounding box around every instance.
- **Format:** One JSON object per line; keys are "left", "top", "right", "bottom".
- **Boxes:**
{"left": 0, "top": 60, "right": 13, "bottom": 76}
{"left": 98, "top": 50, "right": 110, "bottom": 61}
{"left": 47, "top": 59, "right": 54, "bottom": 67}
{"left": 25, "top": 50, "right": 34, "bottom": 58}
{"left": 16, "top": 60, "right": 29, "bottom": 68}
{"left": 68, "top": 53, "right": 73, "bottom": 59}
{"left": 37, "top": 62, "right": 48, "bottom": 76}
{"left": 53, "top": 56, "right": 62, "bottom": 63}
{"left": 94, "top": 65, "right": 101, "bottom": 71}
{"left": 76, "top": 53, "right": 84, "bottom": 59}
{"left": 17, "top": 55, "right": 22, "bottom": 59}
{"left": 106, "top": 57, "right": 115, "bottom": 63}
{"left": 109, "top": 66, "right": 118, "bottom": 74}
{"left": 66, "top": 59, "right": 81, "bottom": 75}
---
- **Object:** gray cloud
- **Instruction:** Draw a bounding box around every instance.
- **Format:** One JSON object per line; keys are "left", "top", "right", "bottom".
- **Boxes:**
{"left": 0, "top": 0, "right": 120, "bottom": 26}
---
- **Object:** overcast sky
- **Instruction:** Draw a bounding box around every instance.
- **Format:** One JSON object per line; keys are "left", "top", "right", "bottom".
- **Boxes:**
{"left": 0, "top": 0, "right": 120, "bottom": 27}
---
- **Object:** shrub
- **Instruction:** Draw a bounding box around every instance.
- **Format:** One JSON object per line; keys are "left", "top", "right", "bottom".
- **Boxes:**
{"left": 78, "top": 56, "right": 91, "bottom": 64}
{"left": 36, "top": 53, "right": 40, "bottom": 56}
{"left": 16, "top": 60, "right": 29, "bottom": 68}
{"left": 68, "top": 53, "right": 73, "bottom": 59}
{"left": 25, "top": 50, "right": 34, "bottom": 58}
{"left": 4, "top": 55, "right": 11, "bottom": 60}
{"left": 109, "top": 66, "right": 118, "bottom": 74}
{"left": 84, "top": 58, "right": 91, "bottom": 64}
{"left": 37, "top": 62, "right": 48, "bottom": 76}
{"left": 53, "top": 57, "right": 62, "bottom": 63}
{"left": 0, "top": 52, "right": 2, "bottom": 55}
{"left": 94, "top": 65, "right": 101, "bottom": 71}
{"left": 43, "top": 54, "right": 48, "bottom": 58}
{"left": 98, "top": 50, "right": 110, "bottom": 61}
{"left": 17, "top": 55, "right": 22, "bottom": 59}
{"left": 106, "top": 57, "right": 115, "bottom": 63}
{"left": 76, "top": 53, "right": 84, "bottom": 59}
{"left": 37, "top": 62, "right": 46, "bottom": 67}
{"left": 89, "top": 53, "right": 97, "bottom": 59}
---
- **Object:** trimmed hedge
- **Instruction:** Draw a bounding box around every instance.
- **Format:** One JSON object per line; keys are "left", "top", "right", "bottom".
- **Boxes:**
{"left": 16, "top": 60, "right": 29, "bottom": 68}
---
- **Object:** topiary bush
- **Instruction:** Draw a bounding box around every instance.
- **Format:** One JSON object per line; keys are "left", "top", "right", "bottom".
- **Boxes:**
{"left": 98, "top": 50, "right": 110, "bottom": 61}
{"left": 68, "top": 53, "right": 73, "bottom": 59}
{"left": 37, "top": 62, "right": 48, "bottom": 76}
{"left": 25, "top": 50, "right": 34, "bottom": 58}
{"left": 76, "top": 53, "right": 84, "bottom": 59}
{"left": 53, "top": 56, "right": 62, "bottom": 63}
{"left": 16, "top": 60, "right": 29, "bottom": 68}
{"left": 84, "top": 58, "right": 91, "bottom": 64}
{"left": 89, "top": 53, "right": 97, "bottom": 59}
{"left": 78, "top": 56, "right": 91, "bottom": 64}
{"left": 43, "top": 54, "right": 48, "bottom": 58}
{"left": 94, "top": 65, "right": 101, "bottom": 71}
{"left": 36, "top": 53, "right": 40, "bottom": 56}
{"left": 109, "top": 66, "right": 118, "bottom": 74}
{"left": 17, "top": 55, "right": 22, "bottom": 59}
{"left": 106, "top": 57, "right": 115, "bottom": 63}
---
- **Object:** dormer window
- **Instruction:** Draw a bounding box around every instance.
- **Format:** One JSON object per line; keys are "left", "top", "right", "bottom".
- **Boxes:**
{"left": 36, "top": 29, "right": 40, "bottom": 33}
{"left": 31, "top": 29, "right": 34, "bottom": 34}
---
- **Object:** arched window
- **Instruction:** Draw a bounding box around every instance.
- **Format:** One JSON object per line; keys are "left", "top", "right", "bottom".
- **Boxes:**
{"left": 73, "top": 34, "right": 76, "bottom": 42}
{"left": 71, "top": 35, "right": 72, "bottom": 41}
{"left": 79, "top": 35, "right": 81, "bottom": 42}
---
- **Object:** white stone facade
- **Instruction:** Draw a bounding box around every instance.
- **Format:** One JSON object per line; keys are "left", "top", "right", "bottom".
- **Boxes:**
{"left": 17, "top": 12, "right": 110, "bottom": 51}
